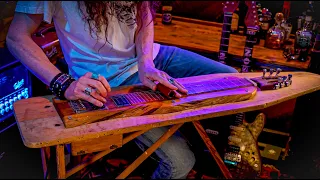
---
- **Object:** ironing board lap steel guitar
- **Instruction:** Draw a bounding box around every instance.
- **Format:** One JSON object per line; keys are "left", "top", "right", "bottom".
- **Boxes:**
{"left": 53, "top": 77, "right": 257, "bottom": 128}
{"left": 14, "top": 72, "right": 320, "bottom": 179}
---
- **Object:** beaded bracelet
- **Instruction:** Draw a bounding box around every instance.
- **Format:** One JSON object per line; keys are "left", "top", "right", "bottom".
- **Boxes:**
{"left": 49, "top": 73, "right": 75, "bottom": 99}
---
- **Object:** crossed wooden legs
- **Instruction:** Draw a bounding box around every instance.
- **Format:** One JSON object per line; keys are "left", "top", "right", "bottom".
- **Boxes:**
{"left": 41, "top": 122, "right": 232, "bottom": 179}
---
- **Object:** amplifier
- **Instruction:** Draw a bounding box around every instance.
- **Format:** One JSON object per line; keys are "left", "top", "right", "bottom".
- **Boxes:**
{"left": 0, "top": 47, "right": 32, "bottom": 133}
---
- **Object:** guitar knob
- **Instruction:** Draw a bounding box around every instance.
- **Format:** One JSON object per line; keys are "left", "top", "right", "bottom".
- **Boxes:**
{"left": 262, "top": 69, "right": 267, "bottom": 78}
{"left": 275, "top": 68, "right": 282, "bottom": 76}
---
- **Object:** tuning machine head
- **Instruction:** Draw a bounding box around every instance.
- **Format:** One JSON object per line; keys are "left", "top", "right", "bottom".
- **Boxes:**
{"left": 275, "top": 68, "right": 282, "bottom": 77}
{"left": 285, "top": 74, "right": 293, "bottom": 86}
{"left": 273, "top": 83, "right": 280, "bottom": 90}
{"left": 262, "top": 69, "right": 267, "bottom": 78}
{"left": 269, "top": 68, "right": 275, "bottom": 77}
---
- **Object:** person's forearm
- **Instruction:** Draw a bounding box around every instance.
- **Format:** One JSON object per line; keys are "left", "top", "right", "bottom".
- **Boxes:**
{"left": 6, "top": 35, "right": 61, "bottom": 86}
{"left": 135, "top": 2, "right": 155, "bottom": 67}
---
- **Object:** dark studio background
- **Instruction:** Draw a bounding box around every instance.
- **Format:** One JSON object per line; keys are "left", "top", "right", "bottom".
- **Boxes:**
{"left": 0, "top": 1, "right": 320, "bottom": 179}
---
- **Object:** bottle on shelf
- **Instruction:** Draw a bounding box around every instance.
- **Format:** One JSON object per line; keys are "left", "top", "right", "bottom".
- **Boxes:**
{"left": 309, "top": 33, "right": 320, "bottom": 74}
{"left": 161, "top": 1, "right": 173, "bottom": 25}
{"left": 265, "top": 12, "right": 286, "bottom": 49}
{"left": 281, "top": 1, "right": 293, "bottom": 43}
{"left": 294, "top": 19, "right": 313, "bottom": 62}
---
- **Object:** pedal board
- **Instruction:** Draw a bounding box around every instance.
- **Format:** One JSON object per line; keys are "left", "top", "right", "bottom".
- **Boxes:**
{"left": 258, "top": 128, "right": 291, "bottom": 161}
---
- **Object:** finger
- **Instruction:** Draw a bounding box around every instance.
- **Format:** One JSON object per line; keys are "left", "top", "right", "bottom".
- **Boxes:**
{"left": 143, "top": 78, "right": 157, "bottom": 91}
{"left": 83, "top": 72, "right": 93, "bottom": 78}
{"left": 78, "top": 92, "right": 104, "bottom": 107}
{"left": 173, "top": 80, "right": 188, "bottom": 94}
{"left": 173, "top": 90, "right": 182, "bottom": 98}
{"left": 153, "top": 75, "right": 178, "bottom": 90}
{"left": 90, "top": 89, "right": 107, "bottom": 103}
{"left": 81, "top": 78, "right": 108, "bottom": 97}
{"left": 83, "top": 72, "right": 111, "bottom": 94}
{"left": 76, "top": 83, "right": 106, "bottom": 104}
{"left": 97, "top": 75, "right": 111, "bottom": 92}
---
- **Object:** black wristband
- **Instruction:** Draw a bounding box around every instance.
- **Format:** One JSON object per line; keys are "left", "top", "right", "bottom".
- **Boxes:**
{"left": 49, "top": 73, "right": 63, "bottom": 90}
{"left": 59, "top": 78, "right": 75, "bottom": 100}
{"left": 49, "top": 73, "right": 75, "bottom": 99}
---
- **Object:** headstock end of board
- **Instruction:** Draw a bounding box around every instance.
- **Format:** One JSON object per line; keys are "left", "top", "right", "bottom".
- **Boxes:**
{"left": 250, "top": 68, "right": 293, "bottom": 91}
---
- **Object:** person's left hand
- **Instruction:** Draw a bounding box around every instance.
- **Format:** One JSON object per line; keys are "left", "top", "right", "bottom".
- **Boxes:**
{"left": 138, "top": 62, "right": 188, "bottom": 98}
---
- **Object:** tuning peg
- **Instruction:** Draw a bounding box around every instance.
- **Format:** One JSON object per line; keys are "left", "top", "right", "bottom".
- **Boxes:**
{"left": 286, "top": 74, "right": 293, "bottom": 86}
{"left": 275, "top": 68, "right": 282, "bottom": 77}
{"left": 284, "top": 81, "right": 291, "bottom": 87}
{"left": 262, "top": 69, "right": 267, "bottom": 78}
{"left": 278, "top": 77, "right": 285, "bottom": 88}
{"left": 282, "top": 76, "right": 287, "bottom": 81}
{"left": 274, "top": 83, "right": 280, "bottom": 90}
{"left": 269, "top": 68, "right": 274, "bottom": 77}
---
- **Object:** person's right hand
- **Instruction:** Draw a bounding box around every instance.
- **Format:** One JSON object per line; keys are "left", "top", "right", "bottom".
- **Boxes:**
{"left": 64, "top": 72, "right": 111, "bottom": 107}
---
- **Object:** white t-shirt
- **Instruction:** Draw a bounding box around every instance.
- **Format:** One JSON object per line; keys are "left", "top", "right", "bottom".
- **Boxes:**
{"left": 15, "top": 1, "right": 160, "bottom": 87}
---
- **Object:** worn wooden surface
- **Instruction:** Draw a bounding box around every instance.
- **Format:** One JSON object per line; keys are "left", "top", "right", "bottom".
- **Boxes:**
{"left": 54, "top": 76, "right": 256, "bottom": 128}
{"left": 13, "top": 72, "right": 320, "bottom": 148}
{"left": 56, "top": 144, "right": 65, "bottom": 179}
{"left": 70, "top": 134, "right": 123, "bottom": 156}
{"left": 66, "top": 130, "right": 149, "bottom": 178}
{"left": 154, "top": 14, "right": 310, "bottom": 70}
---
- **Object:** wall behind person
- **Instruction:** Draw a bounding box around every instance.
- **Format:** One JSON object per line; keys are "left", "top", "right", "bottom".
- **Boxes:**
{"left": 0, "top": 1, "right": 16, "bottom": 48}
{"left": 2, "top": 1, "right": 320, "bottom": 46}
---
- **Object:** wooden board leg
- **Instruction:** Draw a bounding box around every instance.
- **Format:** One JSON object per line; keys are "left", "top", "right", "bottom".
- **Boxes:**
{"left": 192, "top": 121, "right": 232, "bottom": 179}
{"left": 40, "top": 147, "right": 50, "bottom": 179}
{"left": 66, "top": 129, "right": 150, "bottom": 178}
{"left": 116, "top": 123, "right": 184, "bottom": 179}
{"left": 71, "top": 155, "right": 82, "bottom": 178}
{"left": 56, "top": 144, "right": 66, "bottom": 179}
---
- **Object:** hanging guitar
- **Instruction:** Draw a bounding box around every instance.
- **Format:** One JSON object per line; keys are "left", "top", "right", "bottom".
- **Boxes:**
{"left": 218, "top": 1, "right": 240, "bottom": 64}
{"left": 240, "top": 1, "right": 259, "bottom": 73}
{"left": 224, "top": 67, "right": 293, "bottom": 178}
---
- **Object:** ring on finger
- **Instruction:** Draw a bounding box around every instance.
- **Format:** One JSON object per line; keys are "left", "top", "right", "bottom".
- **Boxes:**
{"left": 168, "top": 78, "right": 175, "bottom": 85}
{"left": 91, "top": 73, "right": 100, "bottom": 80}
{"left": 84, "top": 87, "right": 92, "bottom": 95}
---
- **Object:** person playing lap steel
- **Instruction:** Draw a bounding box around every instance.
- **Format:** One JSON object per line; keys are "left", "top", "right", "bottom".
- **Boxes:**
{"left": 6, "top": 1, "right": 238, "bottom": 179}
